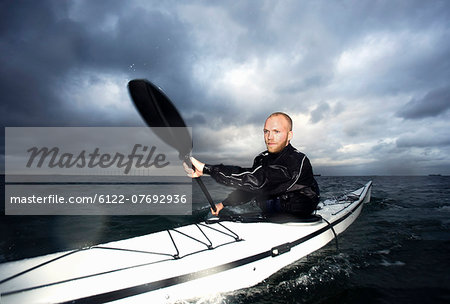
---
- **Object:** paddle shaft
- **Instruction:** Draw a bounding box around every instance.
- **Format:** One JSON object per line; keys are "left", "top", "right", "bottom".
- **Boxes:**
{"left": 183, "top": 155, "right": 216, "bottom": 212}
{"left": 195, "top": 177, "right": 216, "bottom": 212}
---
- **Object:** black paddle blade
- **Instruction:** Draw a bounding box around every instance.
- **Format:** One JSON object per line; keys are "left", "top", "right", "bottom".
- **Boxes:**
{"left": 128, "top": 79, "right": 192, "bottom": 160}
{"left": 127, "top": 79, "right": 217, "bottom": 212}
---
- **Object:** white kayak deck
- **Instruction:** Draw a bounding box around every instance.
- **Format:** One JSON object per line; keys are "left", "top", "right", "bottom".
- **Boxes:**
{"left": 0, "top": 181, "right": 372, "bottom": 304}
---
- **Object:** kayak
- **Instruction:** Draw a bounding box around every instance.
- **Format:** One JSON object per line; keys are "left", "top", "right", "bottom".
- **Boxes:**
{"left": 0, "top": 181, "right": 372, "bottom": 303}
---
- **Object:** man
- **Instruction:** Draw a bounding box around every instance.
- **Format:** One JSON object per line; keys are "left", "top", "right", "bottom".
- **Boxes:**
{"left": 187, "top": 112, "right": 320, "bottom": 218}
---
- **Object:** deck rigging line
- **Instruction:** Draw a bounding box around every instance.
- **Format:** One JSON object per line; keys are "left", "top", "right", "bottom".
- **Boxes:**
{"left": 0, "top": 222, "right": 242, "bottom": 295}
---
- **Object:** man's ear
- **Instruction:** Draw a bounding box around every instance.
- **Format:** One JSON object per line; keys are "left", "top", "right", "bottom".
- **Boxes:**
{"left": 288, "top": 131, "right": 293, "bottom": 142}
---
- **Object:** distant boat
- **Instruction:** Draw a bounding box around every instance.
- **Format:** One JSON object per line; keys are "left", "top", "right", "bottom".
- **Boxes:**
{"left": 314, "top": 174, "right": 321, "bottom": 177}
{"left": 428, "top": 174, "right": 442, "bottom": 176}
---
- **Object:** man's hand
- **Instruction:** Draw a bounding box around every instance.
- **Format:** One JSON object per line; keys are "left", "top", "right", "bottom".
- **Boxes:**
{"left": 211, "top": 202, "right": 224, "bottom": 216}
{"left": 183, "top": 157, "right": 205, "bottom": 178}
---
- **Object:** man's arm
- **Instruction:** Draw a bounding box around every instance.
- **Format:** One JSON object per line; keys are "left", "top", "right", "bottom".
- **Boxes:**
{"left": 186, "top": 157, "right": 261, "bottom": 187}
{"left": 203, "top": 162, "right": 294, "bottom": 193}
{"left": 185, "top": 158, "right": 257, "bottom": 215}
{"left": 185, "top": 155, "right": 302, "bottom": 214}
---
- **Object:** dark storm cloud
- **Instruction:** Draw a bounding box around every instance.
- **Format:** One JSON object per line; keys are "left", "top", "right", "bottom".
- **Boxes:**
{"left": 231, "top": 1, "right": 449, "bottom": 87}
{"left": 1, "top": 1, "right": 79, "bottom": 126}
{"left": 0, "top": 0, "right": 197, "bottom": 126}
{"left": 396, "top": 133, "right": 450, "bottom": 148}
{"left": 3, "top": 0, "right": 449, "bottom": 126}
{"left": 2, "top": 0, "right": 450, "bottom": 175}
{"left": 396, "top": 86, "right": 450, "bottom": 119}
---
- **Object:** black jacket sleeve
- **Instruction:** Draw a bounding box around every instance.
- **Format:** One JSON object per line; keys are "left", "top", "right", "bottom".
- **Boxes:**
{"left": 203, "top": 156, "right": 295, "bottom": 193}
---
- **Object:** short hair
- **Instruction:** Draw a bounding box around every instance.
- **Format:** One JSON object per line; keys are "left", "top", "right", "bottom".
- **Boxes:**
{"left": 267, "top": 112, "right": 292, "bottom": 131}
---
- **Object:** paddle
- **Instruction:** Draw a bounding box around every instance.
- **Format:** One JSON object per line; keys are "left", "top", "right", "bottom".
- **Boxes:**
{"left": 127, "top": 79, "right": 217, "bottom": 212}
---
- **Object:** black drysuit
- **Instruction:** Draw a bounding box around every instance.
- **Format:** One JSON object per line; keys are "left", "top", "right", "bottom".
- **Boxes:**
{"left": 203, "top": 144, "right": 320, "bottom": 217}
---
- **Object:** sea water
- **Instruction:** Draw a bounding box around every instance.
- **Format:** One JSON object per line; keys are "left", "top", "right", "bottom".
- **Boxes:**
{"left": 1, "top": 176, "right": 449, "bottom": 303}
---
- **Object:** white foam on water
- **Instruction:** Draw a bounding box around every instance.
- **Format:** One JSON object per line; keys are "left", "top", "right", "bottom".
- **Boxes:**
{"left": 376, "top": 249, "right": 391, "bottom": 255}
{"left": 379, "top": 259, "right": 406, "bottom": 267}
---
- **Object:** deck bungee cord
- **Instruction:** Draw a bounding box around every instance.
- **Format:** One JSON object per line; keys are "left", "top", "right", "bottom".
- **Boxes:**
{"left": 0, "top": 221, "right": 243, "bottom": 295}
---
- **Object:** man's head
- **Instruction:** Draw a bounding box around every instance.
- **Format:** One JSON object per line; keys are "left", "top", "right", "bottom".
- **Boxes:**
{"left": 263, "top": 112, "right": 293, "bottom": 153}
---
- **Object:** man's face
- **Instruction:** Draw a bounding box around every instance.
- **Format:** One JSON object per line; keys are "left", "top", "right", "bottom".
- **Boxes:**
{"left": 263, "top": 115, "right": 293, "bottom": 153}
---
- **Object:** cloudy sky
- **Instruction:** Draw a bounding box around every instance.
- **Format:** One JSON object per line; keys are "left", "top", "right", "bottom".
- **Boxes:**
{"left": 1, "top": 0, "right": 449, "bottom": 175}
